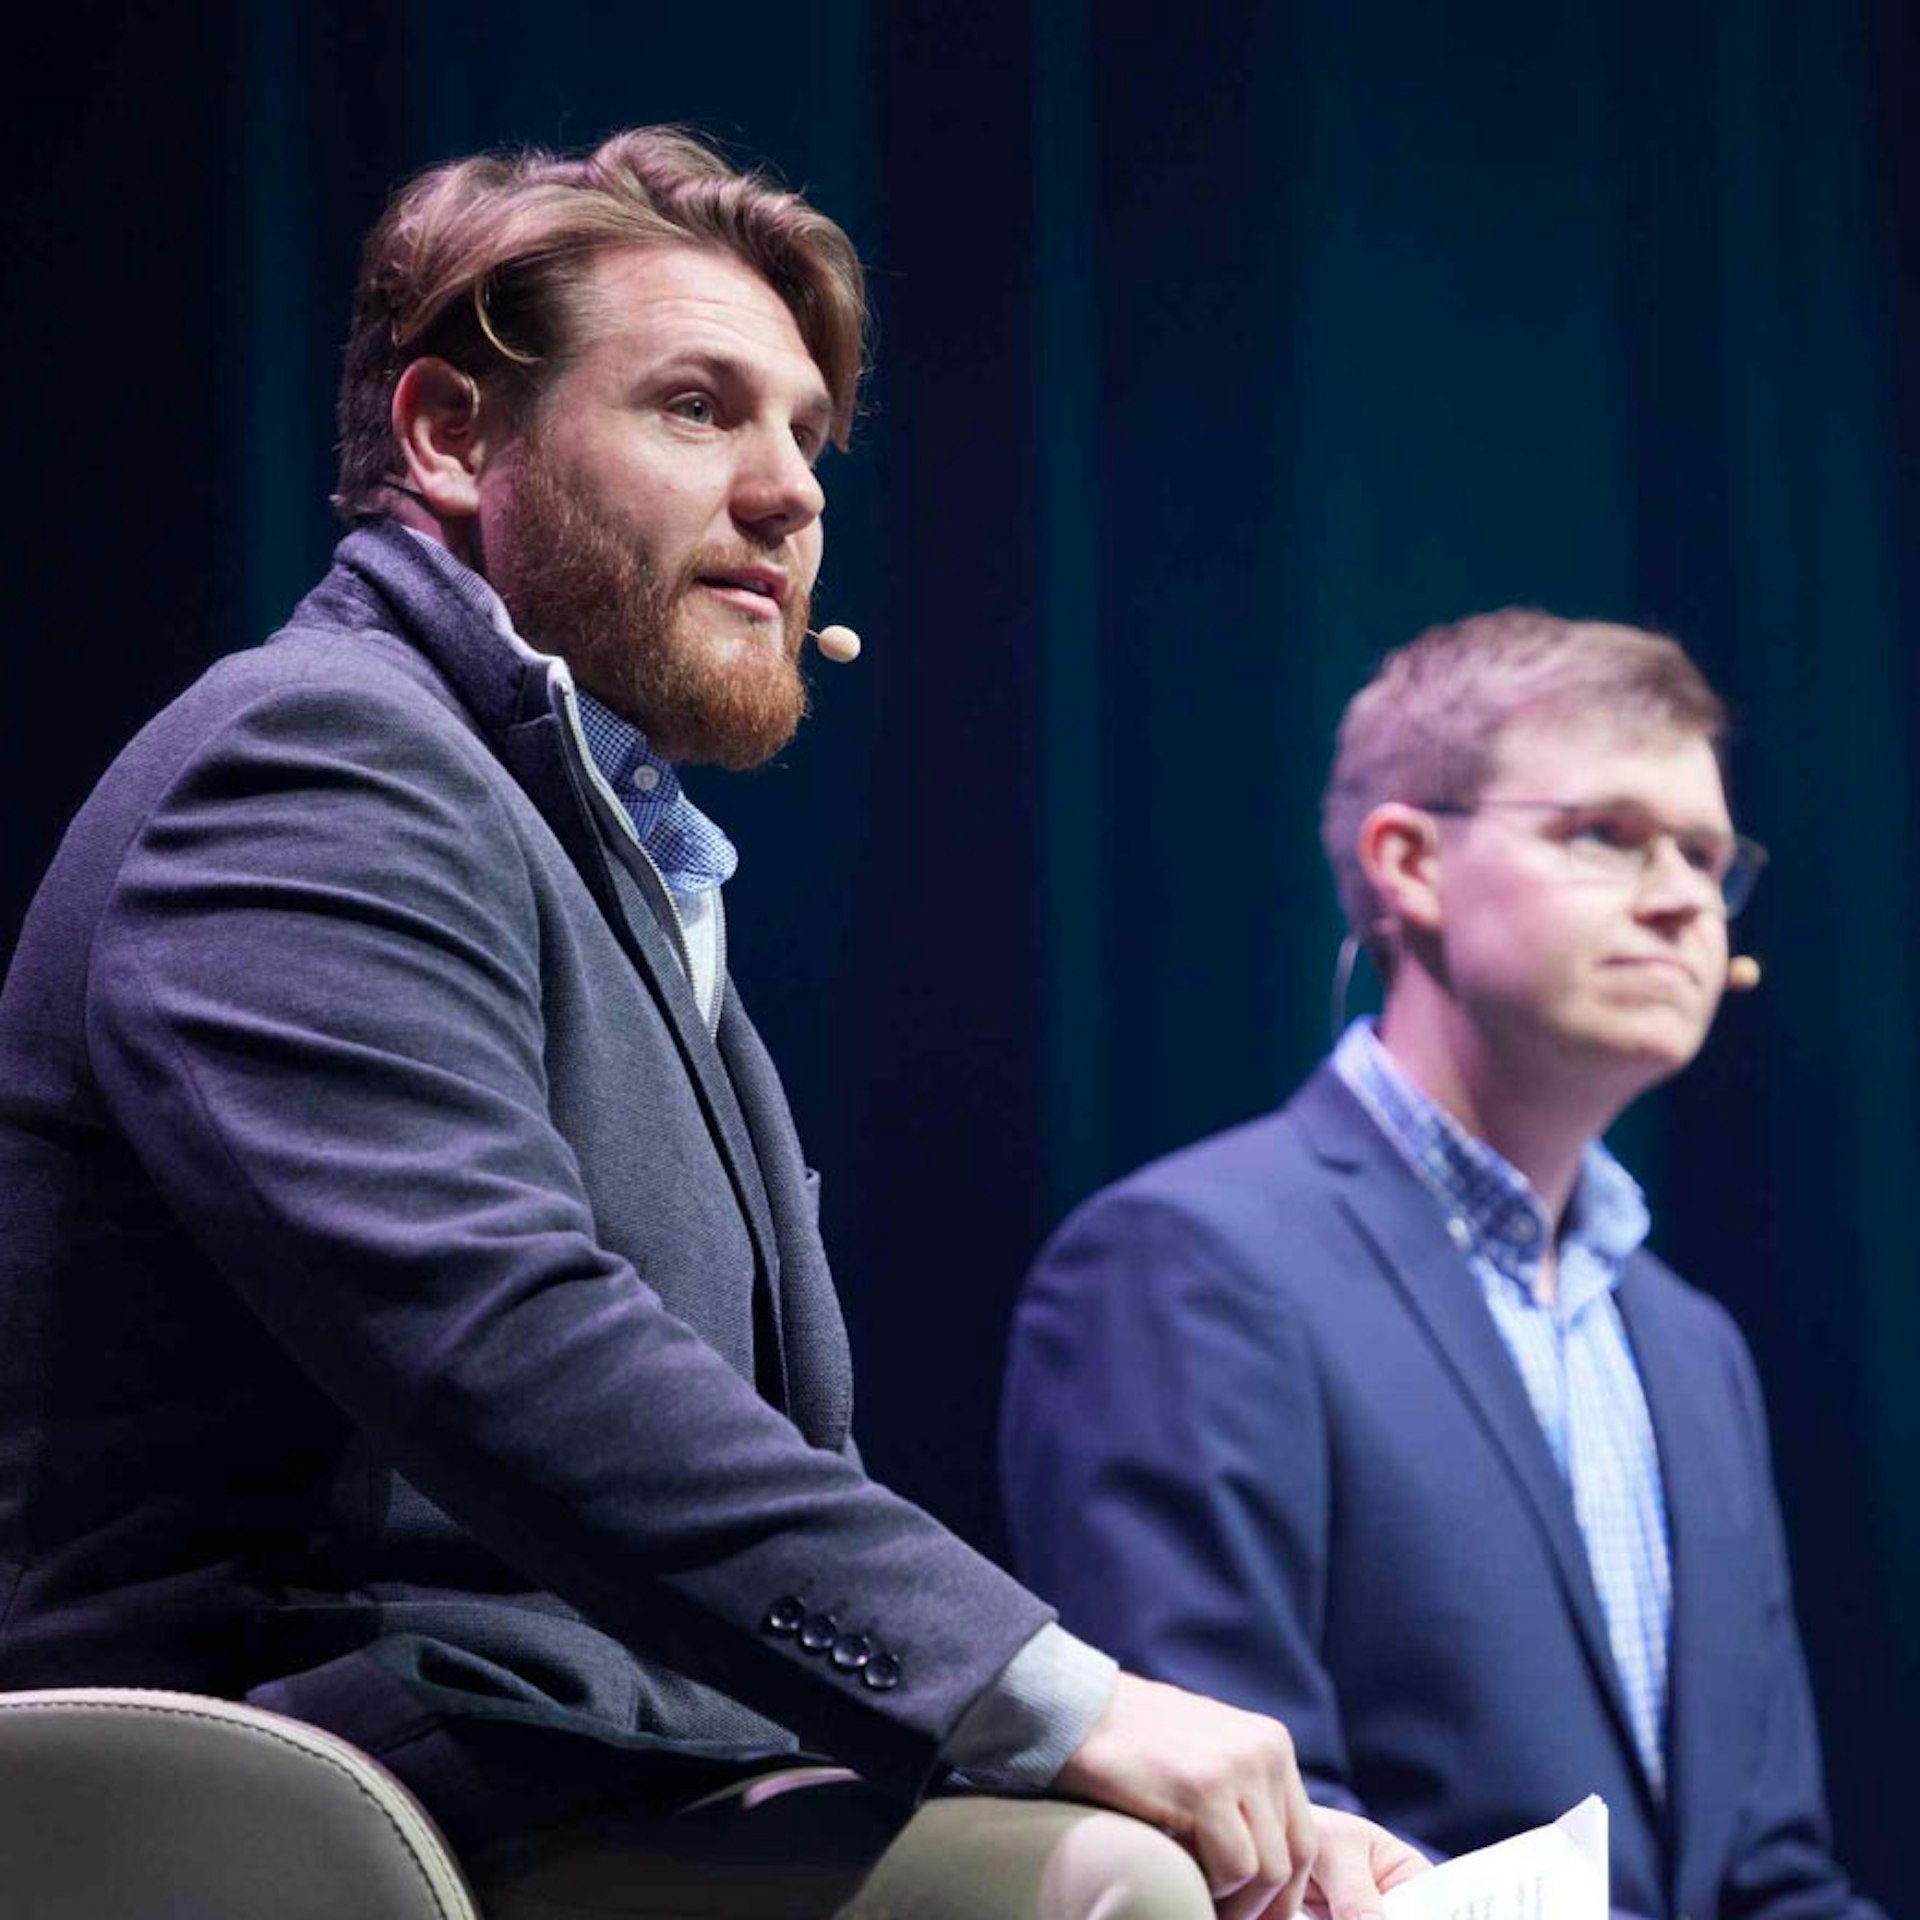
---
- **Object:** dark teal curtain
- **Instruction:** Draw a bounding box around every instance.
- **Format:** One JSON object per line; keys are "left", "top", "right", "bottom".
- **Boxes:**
{"left": 7, "top": 0, "right": 1912, "bottom": 1886}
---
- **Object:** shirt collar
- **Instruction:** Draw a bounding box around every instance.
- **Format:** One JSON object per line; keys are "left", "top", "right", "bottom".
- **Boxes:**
{"left": 395, "top": 525, "right": 737, "bottom": 896}
{"left": 567, "top": 690, "right": 737, "bottom": 894}
{"left": 1331, "top": 1018, "right": 1649, "bottom": 1295}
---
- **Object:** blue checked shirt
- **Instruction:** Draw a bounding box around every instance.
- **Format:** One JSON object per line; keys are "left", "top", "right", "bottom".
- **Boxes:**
{"left": 1333, "top": 1020, "right": 1674, "bottom": 1794}
{"left": 568, "top": 692, "right": 738, "bottom": 897}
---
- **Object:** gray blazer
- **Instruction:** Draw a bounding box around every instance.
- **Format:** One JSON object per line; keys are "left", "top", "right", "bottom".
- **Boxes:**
{"left": 0, "top": 521, "right": 1048, "bottom": 1801}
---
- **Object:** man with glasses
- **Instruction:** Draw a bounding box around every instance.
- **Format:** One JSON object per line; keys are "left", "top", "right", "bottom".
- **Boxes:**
{"left": 1003, "top": 610, "right": 1882, "bottom": 1920}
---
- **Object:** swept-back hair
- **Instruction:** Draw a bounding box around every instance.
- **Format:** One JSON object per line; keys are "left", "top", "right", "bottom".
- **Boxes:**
{"left": 334, "top": 126, "right": 866, "bottom": 518}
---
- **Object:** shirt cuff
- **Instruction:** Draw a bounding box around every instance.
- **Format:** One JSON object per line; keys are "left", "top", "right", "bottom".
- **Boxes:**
{"left": 938, "top": 1623, "right": 1119, "bottom": 1790}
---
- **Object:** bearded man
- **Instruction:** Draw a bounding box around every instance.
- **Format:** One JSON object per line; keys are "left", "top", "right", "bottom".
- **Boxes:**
{"left": 0, "top": 130, "right": 1422, "bottom": 1920}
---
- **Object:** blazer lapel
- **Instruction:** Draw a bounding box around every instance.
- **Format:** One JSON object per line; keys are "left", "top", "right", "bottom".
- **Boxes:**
{"left": 716, "top": 991, "right": 853, "bottom": 1453}
{"left": 503, "top": 710, "right": 788, "bottom": 1401}
{"left": 1294, "top": 1067, "right": 1655, "bottom": 1804}
{"left": 1617, "top": 1269, "right": 1747, "bottom": 1897}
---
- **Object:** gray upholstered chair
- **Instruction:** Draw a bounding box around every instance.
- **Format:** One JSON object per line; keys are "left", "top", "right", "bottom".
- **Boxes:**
{"left": 0, "top": 1687, "right": 479, "bottom": 1919}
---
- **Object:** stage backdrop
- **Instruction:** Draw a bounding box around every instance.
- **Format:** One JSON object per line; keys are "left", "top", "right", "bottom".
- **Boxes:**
{"left": 7, "top": 0, "right": 1913, "bottom": 1888}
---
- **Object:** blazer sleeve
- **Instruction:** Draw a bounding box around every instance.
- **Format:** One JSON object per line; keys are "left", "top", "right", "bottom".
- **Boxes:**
{"left": 1715, "top": 1319, "right": 1887, "bottom": 1920}
{"left": 1001, "top": 1185, "right": 1363, "bottom": 1813}
{"left": 82, "top": 672, "right": 1051, "bottom": 1798}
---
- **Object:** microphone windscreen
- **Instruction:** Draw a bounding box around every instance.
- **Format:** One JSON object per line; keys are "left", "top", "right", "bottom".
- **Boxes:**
{"left": 1727, "top": 955, "right": 1762, "bottom": 991}
{"left": 813, "top": 624, "right": 862, "bottom": 664}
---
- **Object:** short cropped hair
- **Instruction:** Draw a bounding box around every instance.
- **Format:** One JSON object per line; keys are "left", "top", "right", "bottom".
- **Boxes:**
{"left": 334, "top": 126, "right": 867, "bottom": 519}
{"left": 1321, "top": 608, "right": 1728, "bottom": 957}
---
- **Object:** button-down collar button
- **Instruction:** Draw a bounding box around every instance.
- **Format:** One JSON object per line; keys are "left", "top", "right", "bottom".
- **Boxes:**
{"left": 860, "top": 1651, "right": 903, "bottom": 1692}
{"left": 830, "top": 1633, "right": 874, "bottom": 1672}
{"left": 634, "top": 764, "right": 662, "bottom": 793}
{"left": 799, "top": 1611, "right": 839, "bottom": 1653}
{"left": 1511, "top": 1213, "right": 1538, "bottom": 1243}
{"left": 1446, "top": 1216, "right": 1472, "bottom": 1251}
{"left": 764, "top": 1596, "right": 806, "bottom": 1635}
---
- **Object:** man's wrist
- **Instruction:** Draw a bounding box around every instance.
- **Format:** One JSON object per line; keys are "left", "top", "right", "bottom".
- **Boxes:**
{"left": 938, "top": 1623, "right": 1119, "bottom": 1791}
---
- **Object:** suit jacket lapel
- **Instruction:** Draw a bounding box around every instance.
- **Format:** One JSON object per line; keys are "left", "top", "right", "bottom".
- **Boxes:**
{"left": 1617, "top": 1269, "right": 1744, "bottom": 1893}
{"left": 591, "top": 809, "right": 785, "bottom": 1301}
{"left": 1294, "top": 1066, "right": 1654, "bottom": 1804}
{"left": 506, "top": 718, "right": 789, "bottom": 1399}
{"left": 717, "top": 991, "right": 853, "bottom": 1453}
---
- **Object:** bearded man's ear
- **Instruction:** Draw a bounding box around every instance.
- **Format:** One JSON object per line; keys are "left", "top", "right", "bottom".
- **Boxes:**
{"left": 390, "top": 359, "right": 493, "bottom": 520}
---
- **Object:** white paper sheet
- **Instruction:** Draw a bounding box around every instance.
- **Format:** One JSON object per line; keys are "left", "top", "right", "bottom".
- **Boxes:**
{"left": 1381, "top": 1795, "right": 1609, "bottom": 1920}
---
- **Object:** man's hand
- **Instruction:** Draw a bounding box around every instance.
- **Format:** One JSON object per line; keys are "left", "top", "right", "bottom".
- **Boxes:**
{"left": 1302, "top": 1808, "right": 1429, "bottom": 1919}
{"left": 1055, "top": 1673, "right": 1317, "bottom": 1920}
{"left": 1055, "top": 1675, "right": 1431, "bottom": 1920}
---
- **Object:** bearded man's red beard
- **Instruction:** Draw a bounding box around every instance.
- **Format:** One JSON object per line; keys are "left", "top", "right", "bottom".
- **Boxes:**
{"left": 486, "top": 434, "right": 812, "bottom": 771}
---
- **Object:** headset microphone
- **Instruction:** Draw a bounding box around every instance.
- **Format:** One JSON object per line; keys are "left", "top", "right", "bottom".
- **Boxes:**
{"left": 810, "top": 624, "right": 862, "bottom": 663}
{"left": 1727, "top": 955, "right": 1762, "bottom": 992}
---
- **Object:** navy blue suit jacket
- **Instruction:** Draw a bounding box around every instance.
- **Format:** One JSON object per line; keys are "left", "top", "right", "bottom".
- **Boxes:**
{"left": 0, "top": 523, "right": 1049, "bottom": 1819}
{"left": 1003, "top": 1064, "right": 1880, "bottom": 1920}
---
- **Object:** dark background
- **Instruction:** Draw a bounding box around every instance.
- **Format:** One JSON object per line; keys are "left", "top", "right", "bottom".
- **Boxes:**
{"left": 7, "top": 0, "right": 1914, "bottom": 1890}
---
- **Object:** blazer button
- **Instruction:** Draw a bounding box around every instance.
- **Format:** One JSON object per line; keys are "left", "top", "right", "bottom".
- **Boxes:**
{"left": 764, "top": 1596, "right": 806, "bottom": 1635}
{"left": 830, "top": 1633, "right": 874, "bottom": 1672}
{"left": 799, "top": 1612, "right": 839, "bottom": 1653}
{"left": 860, "top": 1651, "right": 903, "bottom": 1692}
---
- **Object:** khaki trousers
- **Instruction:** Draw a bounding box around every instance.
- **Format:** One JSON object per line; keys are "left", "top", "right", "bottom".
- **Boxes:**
{"left": 474, "top": 1766, "right": 1214, "bottom": 1920}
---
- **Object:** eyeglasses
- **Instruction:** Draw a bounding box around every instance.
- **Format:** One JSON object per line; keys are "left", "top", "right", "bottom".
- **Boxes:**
{"left": 1419, "top": 797, "right": 1769, "bottom": 917}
